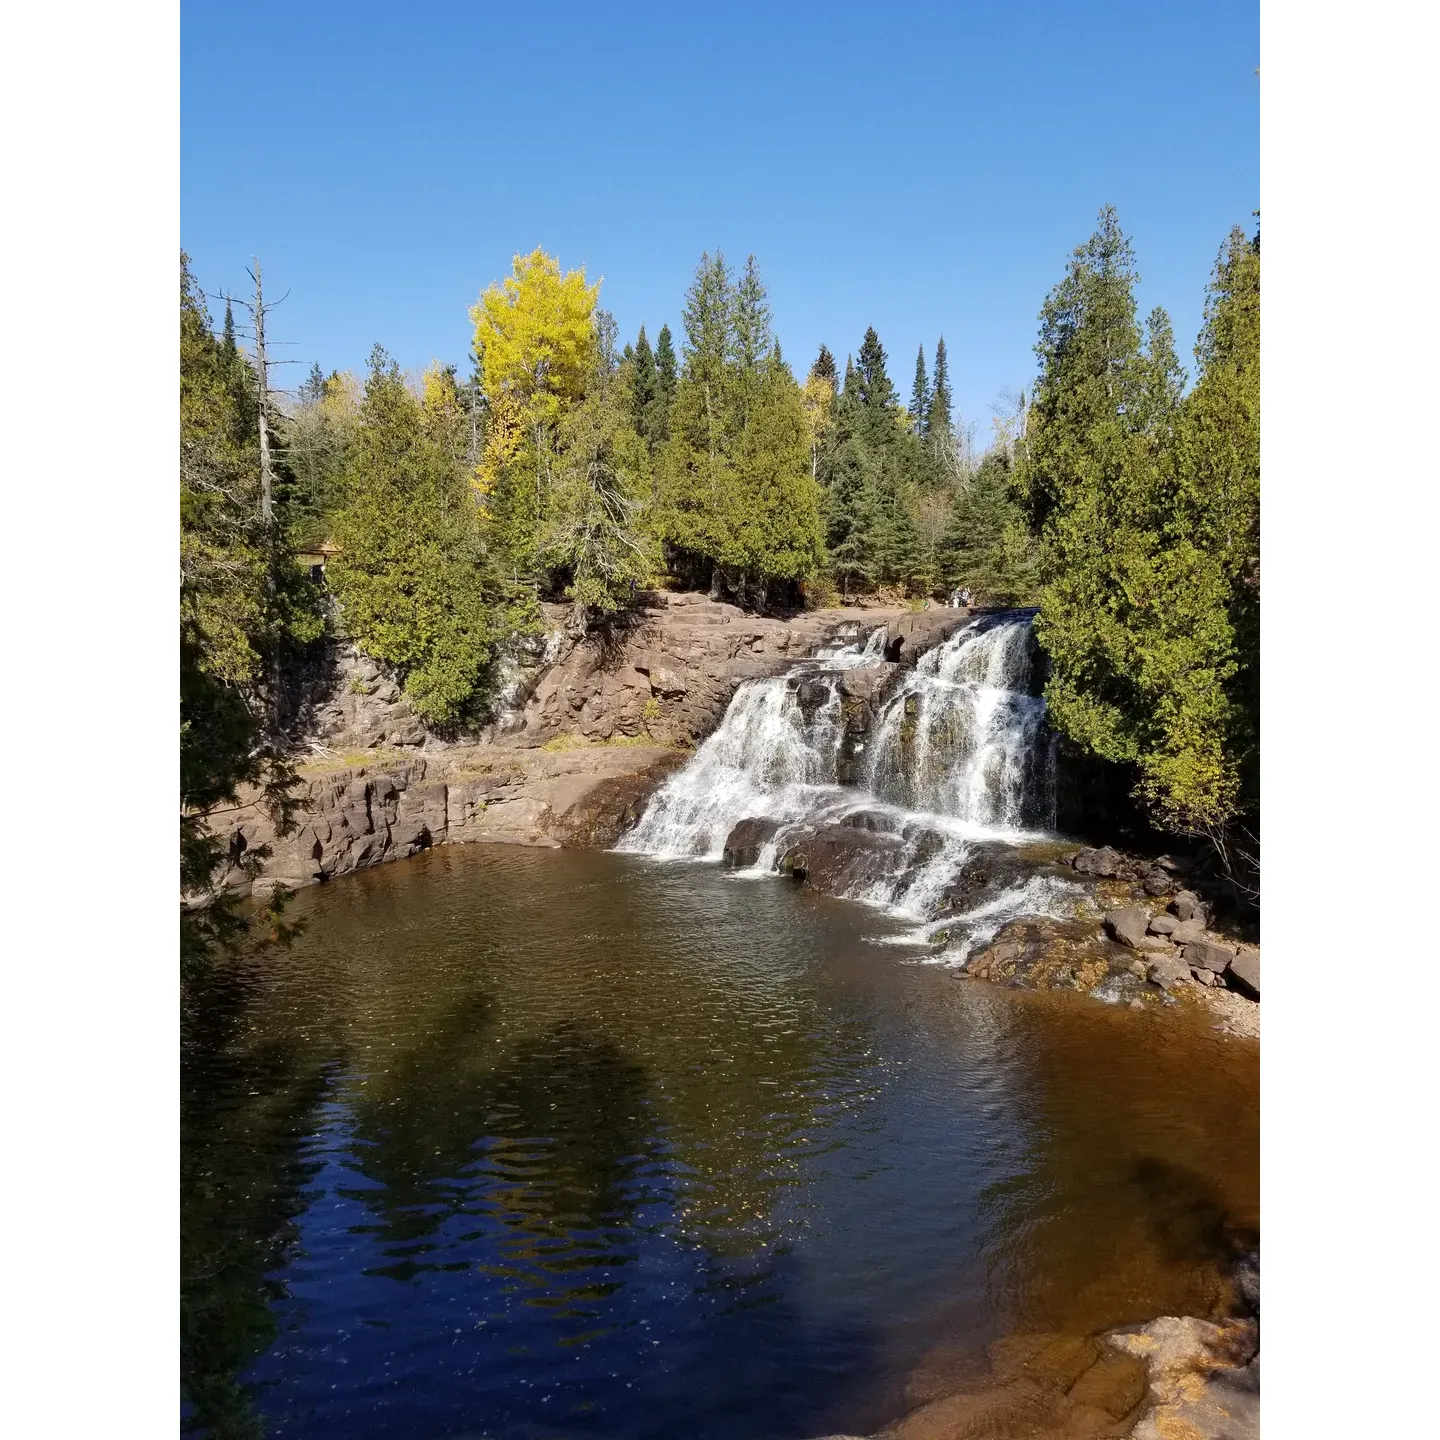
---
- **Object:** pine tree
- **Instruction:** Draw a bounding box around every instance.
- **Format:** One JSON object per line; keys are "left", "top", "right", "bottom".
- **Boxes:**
{"left": 926, "top": 336, "right": 953, "bottom": 441}
{"left": 1018, "top": 207, "right": 1260, "bottom": 879}
{"left": 910, "top": 345, "right": 930, "bottom": 433}
{"left": 630, "top": 325, "right": 659, "bottom": 447}
{"left": 856, "top": 327, "right": 897, "bottom": 412}
{"left": 733, "top": 255, "right": 773, "bottom": 375}
{"left": 653, "top": 323, "right": 677, "bottom": 444}
{"left": 811, "top": 344, "right": 837, "bottom": 386}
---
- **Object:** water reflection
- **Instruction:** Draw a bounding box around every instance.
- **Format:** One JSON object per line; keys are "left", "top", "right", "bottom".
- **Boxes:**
{"left": 181, "top": 845, "right": 1257, "bottom": 1440}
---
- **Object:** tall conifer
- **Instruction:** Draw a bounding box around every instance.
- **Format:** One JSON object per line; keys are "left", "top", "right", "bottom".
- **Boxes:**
{"left": 654, "top": 324, "right": 677, "bottom": 442}
{"left": 927, "top": 336, "right": 953, "bottom": 439}
{"left": 910, "top": 345, "right": 930, "bottom": 433}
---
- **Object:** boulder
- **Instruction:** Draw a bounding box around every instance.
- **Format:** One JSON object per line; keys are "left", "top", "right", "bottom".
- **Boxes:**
{"left": 647, "top": 661, "right": 690, "bottom": 698}
{"left": 1171, "top": 890, "right": 1204, "bottom": 922}
{"left": 1228, "top": 946, "right": 1260, "bottom": 999}
{"left": 722, "top": 816, "right": 782, "bottom": 870}
{"left": 836, "top": 663, "right": 897, "bottom": 704}
{"left": 1105, "top": 905, "right": 1158, "bottom": 949}
{"left": 1148, "top": 914, "right": 1179, "bottom": 936}
{"left": 1074, "top": 846, "right": 1128, "bottom": 879}
{"left": 1183, "top": 939, "right": 1237, "bottom": 974}
{"left": 1143, "top": 869, "right": 1174, "bottom": 896}
{"left": 1147, "top": 957, "right": 1191, "bottom": 990}
{"left": 1170, "top": 917, "right": 1207, "bottom": 945}
{"left": 1191, "top": 967, "right": 1218, "bottom": 987}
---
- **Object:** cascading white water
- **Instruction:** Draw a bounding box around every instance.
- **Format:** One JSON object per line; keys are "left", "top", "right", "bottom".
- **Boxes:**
{"left": 615, "top": 631, "right": 885, "bottom": 861}
{"left": 865, "top": 618, "right": 1055, "bottom": 830}
{"left": 618, "top": 614, "right": 1072, "bottom": 940}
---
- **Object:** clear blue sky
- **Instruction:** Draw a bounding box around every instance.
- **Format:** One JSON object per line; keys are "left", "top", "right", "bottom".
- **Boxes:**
{"left": 181, "top": 0, "right": 1257, "bottom": 432}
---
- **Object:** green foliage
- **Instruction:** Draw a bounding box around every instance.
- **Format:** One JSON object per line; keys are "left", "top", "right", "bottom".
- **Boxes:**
{"left": 938, "top": 450, "right": 1039, "bottom": 604}
{"left": 328, "top": 352, "right": 519, "bottom": 726}
{"left": 909, "top": 345, "right": 930, "bottom": 433}
{"left": 656, "top": 254, "right": 825, "bottom": 597}
{"left": 542, "top": 362, "right": 661, "bottom": 622}
{"left": 180, "top": 253, "right": 310, "bottom": 968}
{"left": 926, "top": 335, "right": 953, "bottom": 443}
{"left": 653, "top": 323, "right": 678, "bottom": 441}
{"left": 1016, "top": 208, "right": 1260, "bottom": 852}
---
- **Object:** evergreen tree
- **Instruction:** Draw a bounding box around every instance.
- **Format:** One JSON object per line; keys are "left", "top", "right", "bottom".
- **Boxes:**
{"left": 630, "top": 325, "right": 659, "bottom": 447}
{"left": 180, "top": 254, "right": 315, "bottom": 966}
{"left": 811, "top": 344, "right": 837, "bottom": 386}
{"left": 657, "top": 252, "right": 824, "bottom": 602}
{"left": 856, "top": 327, "right": 898, "bottom": 412}
{"left": 938, "top": 449, "right": 1038, "bottom": 603}
{"left": 926, "top": 336, "right": 953, "bottom": 441}
{"left": 654, "top": 322, "right": 678, "bottom": 428}
{"left": 329, "top": 350, "right": 514, "bottom": 726}
{"left": 1018, "top": 208, "right": 1260, "bottom": 882}
{"left": 733, "top": 255, "right": 773, "bottom": 374}
{"left": 910, "top": 345, "right": 930, "bottom": 433}
{"left": 543, "top": 357, "right": 660, "bottom": 627}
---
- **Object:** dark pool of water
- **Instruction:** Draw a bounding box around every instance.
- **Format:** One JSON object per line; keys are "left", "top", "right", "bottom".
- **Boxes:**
{"left": 182, "top": 845, "right": 1257, "bottom": 1440}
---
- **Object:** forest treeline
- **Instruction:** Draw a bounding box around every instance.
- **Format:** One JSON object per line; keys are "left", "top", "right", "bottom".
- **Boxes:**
{"left": 180, "top": 205, "right": 1258, "bottom": 955}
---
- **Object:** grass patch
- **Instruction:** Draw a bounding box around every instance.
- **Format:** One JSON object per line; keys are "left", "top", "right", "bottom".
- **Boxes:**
{"left": 540, "top": 731, "right": 677, "bottom": 753}
{"left": 298, "top": 747, "right": 415, "bottom": 776}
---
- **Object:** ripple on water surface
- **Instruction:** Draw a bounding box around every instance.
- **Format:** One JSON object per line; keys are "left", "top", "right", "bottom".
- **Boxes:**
{"left": 181, "top": 843, "right": 1257, "bottom": 1440}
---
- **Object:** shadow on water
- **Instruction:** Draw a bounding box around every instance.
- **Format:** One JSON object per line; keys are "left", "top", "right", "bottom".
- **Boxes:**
{"left": 181, "top": 965, "right": 338, "bottom": 1439}
{"left": 181, "top": 845, "right": 1257, "bottom": 1440}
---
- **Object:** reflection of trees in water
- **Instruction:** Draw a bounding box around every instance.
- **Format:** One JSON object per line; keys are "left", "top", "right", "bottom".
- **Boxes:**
{"left": 181, "top": 964, "right": 338, "bottom": 1439}
{"left": 970, "top": 997, "right": 1259, "bottom": 1337}
{"left": 179, "top": 850, "right": 891, "bottom": 1437}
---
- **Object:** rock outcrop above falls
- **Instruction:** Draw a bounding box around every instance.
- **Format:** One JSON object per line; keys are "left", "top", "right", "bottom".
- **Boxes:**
{"left": 209, "top": 594, "right": 974, "bottom": 898}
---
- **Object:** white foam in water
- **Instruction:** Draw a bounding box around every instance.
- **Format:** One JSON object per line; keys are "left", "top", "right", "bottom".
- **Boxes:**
{"left": 618, "top": 615, "right": 1068, "bottom": 956}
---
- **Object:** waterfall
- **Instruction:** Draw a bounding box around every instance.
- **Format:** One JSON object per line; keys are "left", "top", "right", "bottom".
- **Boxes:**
{"left": 865, "top": 617, "right": 1055, "bottom": 830}
{"left": 615, "top": 632, "right": 883, "bottom": 861}
{"left": 617, "top": 613, "right": 1069, "bottom": 938}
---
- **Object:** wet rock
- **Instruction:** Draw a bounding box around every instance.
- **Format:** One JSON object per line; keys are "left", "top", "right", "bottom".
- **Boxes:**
{"left": 1171, "top": 889, "right": 1205, "bottom": 922}
{"left": 1105, "top": 906, "right": 1169, "bottom": 950}
{"left": 837, "top": 663, "right": 898, "bottom": 704}
{"left": 1147, "top": 956, "right": 1190, "bottom": 990}
{"left": 1148, "top": 914, "right": 1179, "bottom": 936}
{"left": 1228, "top": 946, "right": 1260, "bottom": 999}
{"left": 938, "top": 843, "right": 1038, "bottom": 916}
{"left": 722, "top": 817, "right": 782, "bottom": 869}
{"left": 1184, "top": 939, "right": 1238, "bottom": 974}
{"left": 1073, "top": 846, "right": 1128, "bottom": 878}
{"left": 1107, "top": 1315, "right": 1259, "bottom": 1440}
{"left": 1142, "top": 869, "right": 1174, "bottom": 896}
{"left": 778, "top": 823, "right": 906, "bottom": 895}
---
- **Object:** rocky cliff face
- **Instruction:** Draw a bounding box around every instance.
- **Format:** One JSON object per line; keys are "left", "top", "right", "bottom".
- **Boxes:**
{"left": 213, "top": 594, "right": 974, "bottom": 897}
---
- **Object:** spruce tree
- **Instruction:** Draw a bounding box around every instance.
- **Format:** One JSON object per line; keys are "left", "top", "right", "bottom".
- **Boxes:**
{"left": 856, "top": 327, "right": 897, "bottom": 412}
{"left": 811, "top": 344, "right": 837, "bottom": 386}
{"left": 733, "top": 255, "right": 773, "bottom": 375}
{"left": 653, "top": 323, "right": 677, "bottom": 444}
{"left": 926, "top": 336, "right": 953, "bottom": 440}
{"left": 630, "top": 325, "right": 659, "bottom": 447}
{"left": 910, "top": 345, "right": 930, "bottom": 434}
{"left": 1018, "top": 207, "right": 1260, "bottom": 877}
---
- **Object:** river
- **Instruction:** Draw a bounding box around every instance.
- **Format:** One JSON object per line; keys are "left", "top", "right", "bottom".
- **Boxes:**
{"left": 182, "top": 842, "right": 1258, "bottom": 1439}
